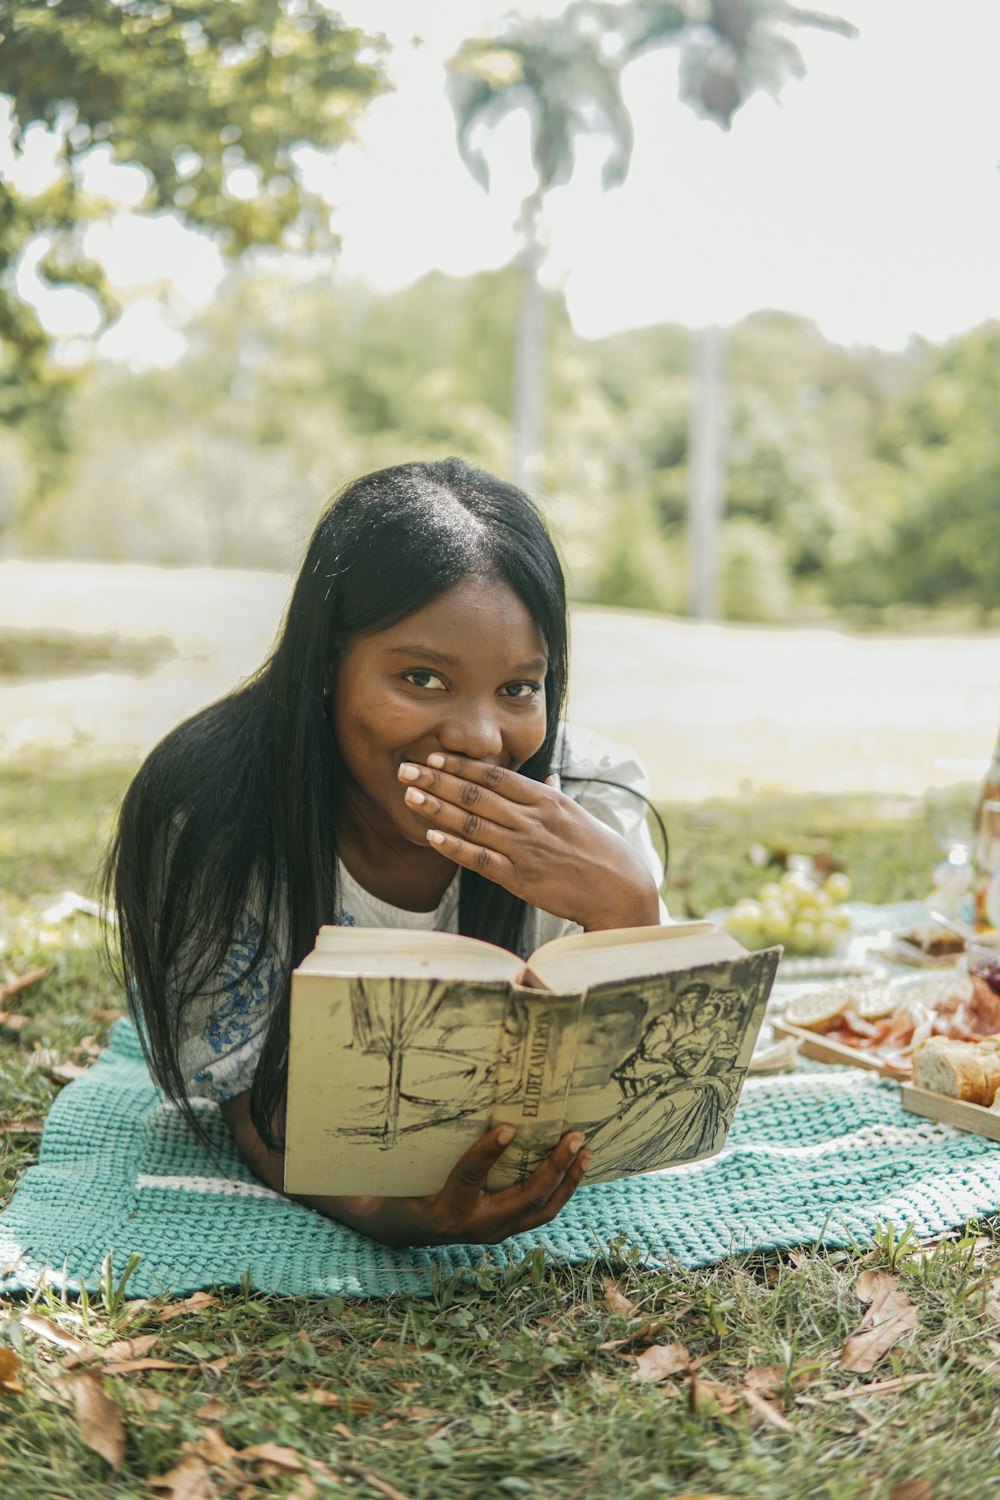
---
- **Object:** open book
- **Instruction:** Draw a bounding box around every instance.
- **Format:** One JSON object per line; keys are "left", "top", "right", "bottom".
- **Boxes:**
{"left": 283, "top": 922, "right": 780, "bottom": 1197}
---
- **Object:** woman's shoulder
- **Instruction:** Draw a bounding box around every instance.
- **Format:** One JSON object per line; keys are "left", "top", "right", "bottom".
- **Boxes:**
{"left": 554, "top": 721, "right": 651, "bottom": 795}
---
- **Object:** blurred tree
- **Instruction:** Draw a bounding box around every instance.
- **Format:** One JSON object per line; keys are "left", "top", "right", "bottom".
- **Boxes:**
{"left": 611, "top": 0, "right": 856, "bottom": 127}
{"left": 0, "top": 0, "right": 383, "bottom": 512}
{"left": 597, "top": 0, "right": 858, "bottom": 618}
{"left": 831, "top": 325, "right": 1000, "bottom": 621}
{"left": 447, "top": 12, "right": 634, "bottom": 492}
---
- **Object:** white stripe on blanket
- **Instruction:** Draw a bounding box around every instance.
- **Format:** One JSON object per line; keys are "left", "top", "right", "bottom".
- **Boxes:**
{"left": 136, "top": 1118, "right": 955, "bottom": 1200}
{"left": 650, "top": 1118, "right": 954, "bottom": 1179}
{"left": 136, "top": 1174, "right": 284, "bottom": 1201}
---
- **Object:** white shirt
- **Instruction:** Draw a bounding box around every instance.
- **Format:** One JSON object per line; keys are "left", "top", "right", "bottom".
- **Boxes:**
{"left": 180, "top": 723, "right": 666, "bottom": 1102}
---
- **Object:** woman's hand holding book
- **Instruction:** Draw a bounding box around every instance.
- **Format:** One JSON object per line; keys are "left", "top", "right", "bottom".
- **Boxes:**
{"left": 221, "top": 1092, "right": 591, "bottom": 1247}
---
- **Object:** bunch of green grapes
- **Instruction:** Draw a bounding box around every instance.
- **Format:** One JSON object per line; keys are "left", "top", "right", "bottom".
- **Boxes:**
{"left": 725, "top": 870, "right": 852, "bottom": 955}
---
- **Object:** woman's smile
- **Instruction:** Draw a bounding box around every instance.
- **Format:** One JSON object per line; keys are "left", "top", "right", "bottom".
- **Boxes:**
{"left": 331, "top": 574, "right": 548, "bottom": 903}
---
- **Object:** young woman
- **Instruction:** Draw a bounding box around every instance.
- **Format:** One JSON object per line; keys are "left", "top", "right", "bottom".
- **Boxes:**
{"left": 108, "top": 458, "right": 665, "bottom": 1248}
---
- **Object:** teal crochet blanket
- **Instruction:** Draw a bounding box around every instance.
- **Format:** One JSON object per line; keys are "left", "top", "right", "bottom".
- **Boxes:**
{"left": 3, "top": 1011, "right": 999, "bottom": 1300}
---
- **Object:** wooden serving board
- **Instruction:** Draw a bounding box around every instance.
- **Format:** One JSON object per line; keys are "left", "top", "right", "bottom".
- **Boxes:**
{"left": 772, "top": 1019, "right": 907, "bottom": 1079}
{"left": 900, "top": 1084, "right": 1000, "bottom": 1142}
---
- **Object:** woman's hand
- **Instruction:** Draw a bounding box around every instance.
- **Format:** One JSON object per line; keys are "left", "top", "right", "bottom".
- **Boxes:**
{"left": 331, "top": 1124, "right": 591, "bottom": 1248}
{"left": 221, "top": 1095, "right": 590, "bottom": 1249}
{"left": 398, "top": 753, "right": 660, "bottom": 931}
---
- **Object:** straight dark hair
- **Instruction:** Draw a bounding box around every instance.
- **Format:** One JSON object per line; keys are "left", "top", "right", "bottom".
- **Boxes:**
{"left": 105, "top": 459, "right": 569, "bottom": 1147}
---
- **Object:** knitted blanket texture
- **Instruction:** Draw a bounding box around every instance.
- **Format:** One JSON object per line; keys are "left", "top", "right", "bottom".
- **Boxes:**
{"left": 2, "top": 1010, "right": 999, "bottom": 1301}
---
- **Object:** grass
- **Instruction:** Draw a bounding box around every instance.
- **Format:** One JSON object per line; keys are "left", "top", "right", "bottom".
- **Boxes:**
{"left": 2, "top": 756, "right": 999, "bottom": 1500}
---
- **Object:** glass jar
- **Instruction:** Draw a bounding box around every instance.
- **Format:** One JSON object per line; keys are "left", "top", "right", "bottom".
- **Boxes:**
{"left": 973, "top": 798, "right": 1000, "bottom": 932}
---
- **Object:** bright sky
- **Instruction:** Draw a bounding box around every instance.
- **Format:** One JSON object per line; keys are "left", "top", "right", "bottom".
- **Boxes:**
{"left": 8, "top": 0, "right": 1000, "bottom": 358}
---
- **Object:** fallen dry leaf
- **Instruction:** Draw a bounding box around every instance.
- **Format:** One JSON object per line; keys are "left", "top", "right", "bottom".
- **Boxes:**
{"left": 888, "top": 1481, "right": 933, "bottom": 1500}
{"left": 632, "top": 1343, "right": 692, "bottom": 1384}
{"left": 2, "top": 1117, "right": 44, "bottom": 1134}
{"left": 689, "top": 1374, "right": 740, "bottom": 1416}
{"left": 307, "top": 1387, "right": 378, "bottom": 1415}
{"left": 602, "top": 1279, "right": 639, "bottom": 1318}
{"left": 196, "top": 1399, "right": 224, "bottom": 1421}
{"left": 238, "top": 1442, "right": 305, "bottom": 1472}
{"left": 150, "top": 1456, "right": 215, "bottom": 1499}
{"left": 70, "top": 1372, "right": 126, "bottom": 1469}
{"left": 0, "top": 967, "right": 50, "bottom": 1004}
{"left": 741, "top": 1386, "right": 794, "bottom": 1433}
{"left": 91, "top": 1007, "right": 125, "bottom": 1023}
{"left": 329, "top": 1461, "right": 413, "bottom": 1500}
{"left": 0, "top": 1346, "right": 23, "bottom": 1392}
{"left": 20, "top": 1311, "right": 91, "bottom": 1360}
{"left": 47, "top": 1059, "right": 90, "bottom": 1085}
{"left": 823, "top": 1374, "right": 932, "bottom": 1401}
{"left": 288, "top": 1478, "right": 319, "bottom": 1500}
{"left": 194, "top": 1427, "right": 238, "bottom": 1467}
{"left": 104, "top": 1358, "right": 198, "bottom": 1375}
{"left": 155, "top": 1292, "right": 221, "bottom": 1321}
{"left": 743, "top": 1365, "right": 784, "bottom": 1396}
{"left": 840, "top": 1270, "right": 920, "bottom": 1374}
{"left": 598, "top": 1318, "right": 674, "bottom": 1352}
{"left": 0, "top": 1013, "right": 30, "bottom": 1034}
{"left": 105, "top": 1334, "right": 159, "bottom": 1363}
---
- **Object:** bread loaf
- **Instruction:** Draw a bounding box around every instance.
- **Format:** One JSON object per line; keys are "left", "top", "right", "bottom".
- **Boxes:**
{"left": 912, "top": 1036, "right": 1000, "bottom": 1106}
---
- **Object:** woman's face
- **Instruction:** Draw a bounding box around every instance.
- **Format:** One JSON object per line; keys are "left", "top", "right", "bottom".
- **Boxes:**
{"left": 332, "top": 575, "right": 549, "bottom": 852}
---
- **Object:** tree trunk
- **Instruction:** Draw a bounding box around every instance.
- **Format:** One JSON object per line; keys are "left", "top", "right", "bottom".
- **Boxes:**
{"left": 511, "top": 194, "right": 547, "bottom": 494}
{"left": 687, "top": 323, "right": 728, "bottom": 620}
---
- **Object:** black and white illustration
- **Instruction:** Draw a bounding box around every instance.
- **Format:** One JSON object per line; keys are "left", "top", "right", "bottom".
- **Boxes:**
{"left": 321, "top": 949, "right": 775, "bottom": 1190}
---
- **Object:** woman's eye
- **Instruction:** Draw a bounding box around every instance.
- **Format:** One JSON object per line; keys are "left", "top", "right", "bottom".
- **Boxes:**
{"left": 501, "top": 681, "right": 543, "bottom": 700}
{"left": 402, "top": 669, "right": 447, "bottom": 691}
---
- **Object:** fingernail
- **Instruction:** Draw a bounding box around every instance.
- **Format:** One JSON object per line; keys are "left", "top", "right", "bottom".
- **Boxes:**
{"left": 546, "top": 772, "right": 562, "bottom": 791}
{"left": 427, "top": 752, "right": 446, "bottom": 768}
{"left": 398, "top": 763, "right": 420, "bottom": 782}
{"left": 578, "top": 1150, "right": 593, "bottom": 1171}
{"left": 497, "top": 1125, "right": 516, "bottom": 1146}
{"left": 426, "top": 829, "right": 446, "bottom": 846}
{"left": 404, "top": 787, "right": 426, "bottom": 806}
{"left": 567, "top": 1132, "right": 586, "bottom": 1153}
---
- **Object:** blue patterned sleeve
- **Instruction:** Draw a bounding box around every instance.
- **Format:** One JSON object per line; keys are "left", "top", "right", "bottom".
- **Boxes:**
{"left": 177, "top": 920, "right": 286, "bottom": 1103}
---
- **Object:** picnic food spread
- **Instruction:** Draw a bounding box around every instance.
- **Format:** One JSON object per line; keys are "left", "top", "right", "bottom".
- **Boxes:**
{"left": 784, "top": 971, "right": 1000, "bottom": 1078}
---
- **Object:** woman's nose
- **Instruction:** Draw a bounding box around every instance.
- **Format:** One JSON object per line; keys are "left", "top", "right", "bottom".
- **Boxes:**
{"left": 436, "top": 703, "right": 504, "bottom": 760}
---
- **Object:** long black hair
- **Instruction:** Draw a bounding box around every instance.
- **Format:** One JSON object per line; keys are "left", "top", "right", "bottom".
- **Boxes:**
{"left": 105, "top": 459, "right": 569, "bottom": 1146}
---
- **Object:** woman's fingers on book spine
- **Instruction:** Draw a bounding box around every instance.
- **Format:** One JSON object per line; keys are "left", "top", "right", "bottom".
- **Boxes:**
{"left": 419, "top": 1126, "right": 589, "bottom": 1243}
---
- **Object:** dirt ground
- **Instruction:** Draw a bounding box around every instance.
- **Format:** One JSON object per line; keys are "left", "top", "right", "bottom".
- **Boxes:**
{"left": 2, "top": 559, "right": 997, "bottom": 802}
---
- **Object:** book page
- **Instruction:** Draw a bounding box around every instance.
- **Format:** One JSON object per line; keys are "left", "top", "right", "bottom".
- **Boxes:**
{"left": 302, "top": 925, "right": 524, "bottom": 983}
{"left": 284, "top": 970, "right": 519, "bottom": 1197}
{"left": 529, "top": 922, "right": 743, "bottom": 992}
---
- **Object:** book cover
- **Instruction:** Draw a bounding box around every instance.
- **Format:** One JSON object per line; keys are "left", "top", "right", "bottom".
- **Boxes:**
{"left": 284, "top": 935, "right": 779, "bottom": 1197}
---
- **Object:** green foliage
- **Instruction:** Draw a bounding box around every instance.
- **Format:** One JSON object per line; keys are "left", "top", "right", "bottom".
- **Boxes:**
{"left": 13, "top": 253, "right": 1000, "bottom": 629}
{"left": 831, "top": 324, "right": 1000, "bottom": 619}
{"left": 0, "top": 0, "right": 383, "bottom": 504}
{"left": 661, "top": 789, "right": 947, "bottom": 917}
